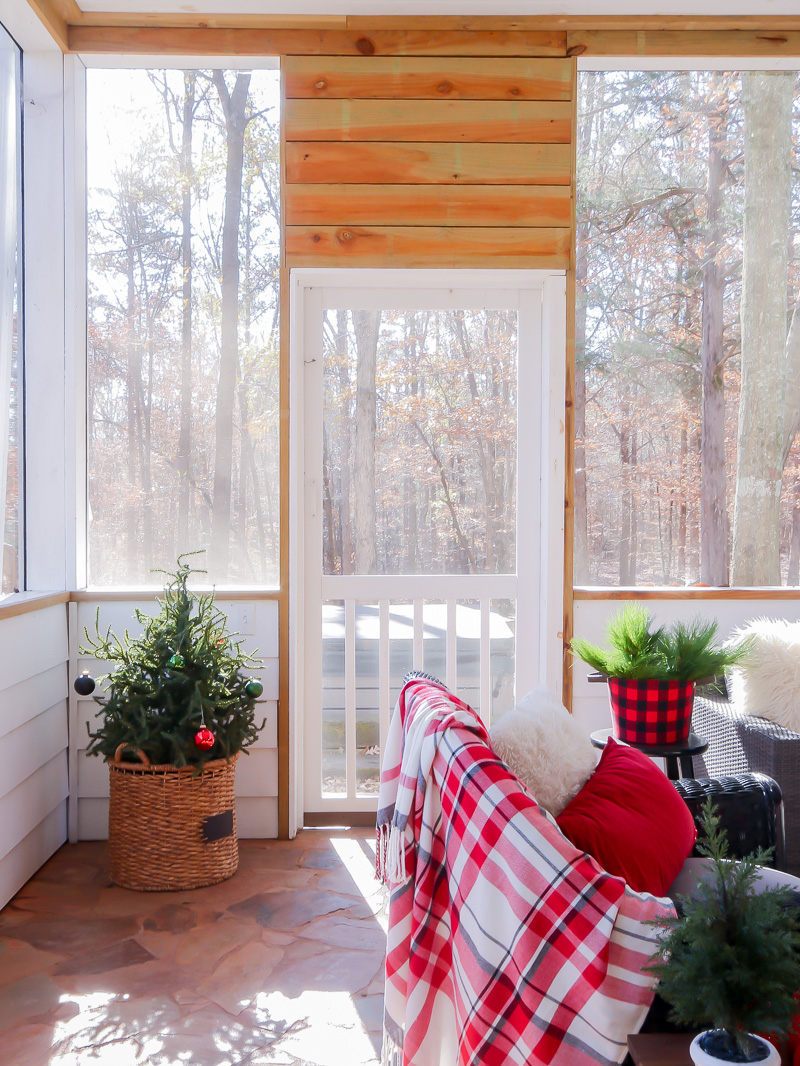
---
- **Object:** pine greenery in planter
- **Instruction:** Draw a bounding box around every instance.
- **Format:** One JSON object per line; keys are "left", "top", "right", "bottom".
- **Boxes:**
{"left": 647, "top": 801, "right": 800, "bottom": 1062}
{"left": 83, "top": 553, "right": 264, "bottom": 767}
{"left": 571, "top": 603, "right": 749, "bottom": 682}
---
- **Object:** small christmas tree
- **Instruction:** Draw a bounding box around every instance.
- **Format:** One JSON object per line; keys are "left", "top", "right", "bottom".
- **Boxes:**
{"left": 647, "top": 801, "right": 800, "bottom": 1061}
{"left": 83, "top": 554, "right": 264, "bottom": 768}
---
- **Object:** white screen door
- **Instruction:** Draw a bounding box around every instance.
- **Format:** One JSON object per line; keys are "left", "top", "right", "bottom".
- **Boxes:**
{"left": 291, "top": 270, "right": 566, "bottom": 821}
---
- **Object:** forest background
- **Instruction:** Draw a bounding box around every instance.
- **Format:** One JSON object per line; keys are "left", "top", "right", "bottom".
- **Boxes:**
{"left": 85, "top": 67, "right": 800, "bottom": 591}
{"left": 576, "top": 69, "right": 800, "bottom": 588}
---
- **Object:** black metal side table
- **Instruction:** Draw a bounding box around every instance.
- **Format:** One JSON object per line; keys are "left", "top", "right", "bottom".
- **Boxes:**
{"left": 590, "top": 728, "right": 709, "bottom": 781}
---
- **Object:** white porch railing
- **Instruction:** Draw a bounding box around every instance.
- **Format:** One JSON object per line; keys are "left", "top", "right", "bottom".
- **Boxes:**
{"left": 316, "top": 586, "right": 517, "bottom": 805}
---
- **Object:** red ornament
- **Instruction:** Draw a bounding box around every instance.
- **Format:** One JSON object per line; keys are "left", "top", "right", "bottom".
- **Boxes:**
{"left": 194, "top": 727, "right": 215, "bottom": 750}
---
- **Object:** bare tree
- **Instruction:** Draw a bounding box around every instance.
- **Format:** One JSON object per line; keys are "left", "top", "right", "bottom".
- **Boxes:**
{"left": 352, "top": 310, "right": 380, "bottom": 574}
{"left": 177, "top": 72, "right": 196, "bottom": 545}
{"left": 732, "top": 73, "right": 793, "bottom": 585}
{"left": 209, "top": 70, "right": 252, "bottom": 579}
{"left": 700, "top": 73, "right": 730, "bottom": 586}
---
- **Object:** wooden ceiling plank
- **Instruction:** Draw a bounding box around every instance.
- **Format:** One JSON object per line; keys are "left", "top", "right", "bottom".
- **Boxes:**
{"left": 283, "top": 56, "right": 572, "bottom": 100}
{"left": 25, "top": 0, "right": 69, "bottom": 51}
{"left": 284, "top": 183, "right": 571, "bottom": 227}
{"left": 283, "top": 99, "right": 572, "bottom": 144}
{"left": 75, "top": 12, "right": 349, "bottom": 30}
{"left": 285, "top": 141, "right": 573, "bottom": 186}
{"left": 568, "top": 28, "right": 800, "bottom": 57}
{"left": 345, "top": 15, "right": 800, "bottom": 32}
{"left": 67, "top": 26, "right": 567, "bottom": 57}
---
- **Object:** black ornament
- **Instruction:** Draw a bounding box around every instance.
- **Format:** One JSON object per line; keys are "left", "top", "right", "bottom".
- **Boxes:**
{"left": 74, "top": 671, "right": 96, "bottom": 696}
{"left": 245, "top": 679, "right": 264, "bottom": 699}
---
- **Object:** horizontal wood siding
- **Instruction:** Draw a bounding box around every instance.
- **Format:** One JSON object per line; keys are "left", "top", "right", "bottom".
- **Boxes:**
{"left": 285, "top": 225, "right": 570, "bottom": 267}
{"left": 283, "top": 52, "right": 572, "bottom": 268}
{"left": 283, "top": 56, "right": 572, "bottom": 100}
{"left": 283, "top": 99, "right": 571, "bottom": 142}
{"left": 286, "top": 184, "right": 571, "bottom": 226}
{"left": 0, "top": 604, "right": 69, "bottom": 908}
{"left": 74, "top": 598, "right": 280, "bottom": 840}
{"left": 285, "top": 141, "right": 572, "bottom": 186}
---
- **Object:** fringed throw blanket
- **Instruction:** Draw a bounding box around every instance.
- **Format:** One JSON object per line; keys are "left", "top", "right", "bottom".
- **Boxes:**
{"left": 376, "top": 678, "right": 675, "bottom": 1066}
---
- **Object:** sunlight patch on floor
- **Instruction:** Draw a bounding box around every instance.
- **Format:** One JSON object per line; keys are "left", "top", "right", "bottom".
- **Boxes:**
{"left": 331, "top": 835, "right": 388, "bottom": 933}
{"left": 252, "top": 989, "right": 379, "bottom": 1066}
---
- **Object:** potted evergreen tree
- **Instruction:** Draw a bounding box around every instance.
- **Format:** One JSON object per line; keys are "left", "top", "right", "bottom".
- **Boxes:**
{"left": 647, "top": 801, "right": 800, "bottom": 1064}
{"left": 571, "top": 604, "right": 749, "bottom": 745}
{"left": 77, "top": 554, "right": 265, "bottom": 891}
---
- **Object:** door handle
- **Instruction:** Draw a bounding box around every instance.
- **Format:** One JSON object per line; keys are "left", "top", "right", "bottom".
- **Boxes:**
{"left": 306, "top": 477, "right": 319, "bottom": 519}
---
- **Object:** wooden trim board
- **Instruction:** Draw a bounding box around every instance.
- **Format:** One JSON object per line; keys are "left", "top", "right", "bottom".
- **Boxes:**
{"left": 67, "top": 26, "right": 568, "bottom": 57}
{"left": 567, "top": 29, "right": 800, "bottom": 57}
{"left": 574, "top": 587, "right": 800, "bottom": 600}
{"left": 0, "top": 593, "right": 69, "bottom": 623}
{"left": 562, "top": 57, "right": 578, "bottom": 714}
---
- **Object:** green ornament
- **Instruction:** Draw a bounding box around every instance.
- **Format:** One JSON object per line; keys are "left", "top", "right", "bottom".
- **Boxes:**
{"left": 168, "top": 653, "right": 184, "bottom": 668}
{"left": 245, "top": 679, "right": 263, "bottom": 699}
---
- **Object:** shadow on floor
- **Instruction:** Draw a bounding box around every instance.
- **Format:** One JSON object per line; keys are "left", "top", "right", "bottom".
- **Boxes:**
{"left": 0, "top": 831, "right": 386, "bottom": 1066}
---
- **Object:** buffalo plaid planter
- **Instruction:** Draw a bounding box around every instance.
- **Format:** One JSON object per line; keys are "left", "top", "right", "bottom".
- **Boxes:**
{"left": 608, "top": 678, "right": 695, "bottom": 745}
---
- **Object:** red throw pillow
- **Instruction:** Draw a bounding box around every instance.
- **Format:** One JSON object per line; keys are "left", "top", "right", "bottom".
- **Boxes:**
{"left": 556, "top": 736, "right": 697, "bottom": 896}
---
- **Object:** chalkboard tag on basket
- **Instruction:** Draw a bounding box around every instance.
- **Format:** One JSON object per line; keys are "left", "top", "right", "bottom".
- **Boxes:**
{"left": 203, "top": 809, "right": 234, "bottom": 843}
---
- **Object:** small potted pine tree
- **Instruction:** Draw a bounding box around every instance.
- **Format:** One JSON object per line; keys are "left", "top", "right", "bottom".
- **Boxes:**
{"left": 647, "top": 801, "right": 800, "bottom": 1065}
{"left": 77, "top": 554, "right": 265, "bottom": 891}
{"left": 571, "top": 604, "right": 749, "bottom": 745}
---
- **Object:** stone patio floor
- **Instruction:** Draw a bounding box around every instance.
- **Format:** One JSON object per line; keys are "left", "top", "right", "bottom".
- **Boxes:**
{"left": 0, "top": 830, "right": 386, "bottom": 1066}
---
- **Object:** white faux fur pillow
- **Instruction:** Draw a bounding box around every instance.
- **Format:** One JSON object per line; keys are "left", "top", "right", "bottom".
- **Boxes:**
{"left": 489, "top": 685, "right": 597, "bottom": 817}
{"left": 727, "top": 617, "right": 800, "bottom": 731}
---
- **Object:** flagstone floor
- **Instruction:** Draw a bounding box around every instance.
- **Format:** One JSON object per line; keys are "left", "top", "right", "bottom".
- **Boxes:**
{"left": 0, "top": 830, "right": 386, "bottom": 1066}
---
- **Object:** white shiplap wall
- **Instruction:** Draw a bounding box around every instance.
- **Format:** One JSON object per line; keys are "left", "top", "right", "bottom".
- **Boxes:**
{"left": 73, "top": 598, "right": 280, "bottom": 840}
{"left": 0, "top": 603, "right": 69, "bottom": 908}
{"left": 572, "top": 597, "right": 800, "bottom": 736}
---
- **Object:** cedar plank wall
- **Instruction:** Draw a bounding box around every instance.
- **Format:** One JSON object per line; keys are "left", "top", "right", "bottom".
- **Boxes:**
{"left": 282, "top": 48, "right": 573, "bottom": 269}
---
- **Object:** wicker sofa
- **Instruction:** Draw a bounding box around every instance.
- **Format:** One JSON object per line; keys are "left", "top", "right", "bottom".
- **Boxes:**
{"left": 692, "top": 689, "right": 800, "bottom": 873}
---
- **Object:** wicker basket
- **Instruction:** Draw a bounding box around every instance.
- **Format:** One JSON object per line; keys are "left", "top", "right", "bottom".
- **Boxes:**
{"left": 107, "top": 745, "right": 239, "bottom": 891}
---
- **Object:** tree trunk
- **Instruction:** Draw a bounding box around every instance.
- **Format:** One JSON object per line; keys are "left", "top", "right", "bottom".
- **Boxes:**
{"left": 176, "top": 72, "right": 195, "bottom": 546}
{"left": 732, "top": 73, "right": 793, "bottom": 585}
{"left": 336, "top": 312, "right": 353, "bottom": 574}
{"left": 454, "top": 311, "right": 495, "bottom": 573}
{"left": 574, "top": 244, "right": 590, "bottom": 584}
{"left": 619, "top": 412, "right": 632, "bottom": 584}
{"left": 353, "top": 309, "right": 379, "bottom": 574}
{"left": 210, "top": 71, "right": 251, "bottom": 580}
{"left": 782, "top": 297, "right": 800, "bottom": 468}
{"left": 125, "top": 211, "right": 140, "bottom": 583}
{"left": 700, "top": 76, "right": 730, "bottom": 586}
{"left": 573, "top": 76, "right": 596, "bottom": 585}
{"left": 677, "top": 425, "right": 687, "bottom": 584}
{"left": 787, "top": 478, "right": 800, "bottom": 586}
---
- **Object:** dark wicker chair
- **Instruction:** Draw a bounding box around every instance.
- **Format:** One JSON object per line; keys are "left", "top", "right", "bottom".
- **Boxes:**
{"left": 692, "top": 689, "right": 800, "bottom": 873}
{"left": 673, "top": 772, "right": 785, "bottom": 870}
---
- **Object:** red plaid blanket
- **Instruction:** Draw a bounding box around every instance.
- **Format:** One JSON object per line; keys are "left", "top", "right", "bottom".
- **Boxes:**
{"left": 376, "top": 678, "right": 675, "bottom": 1066}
